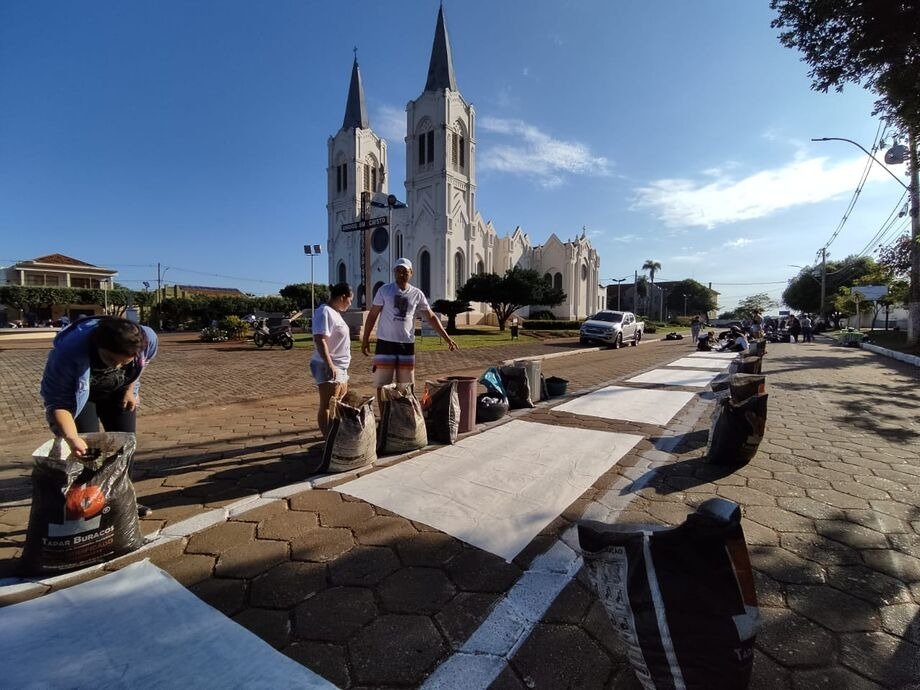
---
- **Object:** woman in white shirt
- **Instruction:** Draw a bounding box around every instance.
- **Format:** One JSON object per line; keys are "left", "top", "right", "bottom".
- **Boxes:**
{"left": 311, "top": 282, "right": 354, "bottom": 437}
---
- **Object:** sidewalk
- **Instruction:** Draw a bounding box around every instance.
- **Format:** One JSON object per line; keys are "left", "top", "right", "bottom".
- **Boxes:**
{"left": 1, "top": 338, "right": 919, "bottom": 688}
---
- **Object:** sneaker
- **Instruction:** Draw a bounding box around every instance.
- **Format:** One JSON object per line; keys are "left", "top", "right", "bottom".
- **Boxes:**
{"left": 137, "top": 504, "right": 153, "bottom": 518}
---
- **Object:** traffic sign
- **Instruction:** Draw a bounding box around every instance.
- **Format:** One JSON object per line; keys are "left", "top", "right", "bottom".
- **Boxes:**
{"left": 341, "top": 216, "right": 388, "bottom": 233}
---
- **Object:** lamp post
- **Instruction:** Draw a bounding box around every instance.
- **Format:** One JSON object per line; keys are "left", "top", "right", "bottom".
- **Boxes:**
{"left": 682, "top": 293, "right": 689, "bottom": 317}
{"left": 102, "top": 278, "right": 109, "bottom": 315}
{"left": 812, "top": 135, "right": 919, "bottom": 342}
{"left": 156, "top": 263, "right": 170, "bottom": 331}
{"left": 609, "top": 277, "right": 626, "bottom": 310}
{"left": 304, "top": 244, "right": 322, "bottom": 315}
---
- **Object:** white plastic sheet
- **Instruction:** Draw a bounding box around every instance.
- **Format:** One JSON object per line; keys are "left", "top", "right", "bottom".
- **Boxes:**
{"left": 627, "top": 368, "right": 722, "bottom": 388}
{"left": 553, "top": 385, "right": 695, "bottom": 425}
{"left": 0, "top": 560, "right": 335, "bottom": 689}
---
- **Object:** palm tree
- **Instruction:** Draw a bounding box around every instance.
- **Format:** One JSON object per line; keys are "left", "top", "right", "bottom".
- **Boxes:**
{"left": 642, "top": 259, "right": 662, "bottom": 319}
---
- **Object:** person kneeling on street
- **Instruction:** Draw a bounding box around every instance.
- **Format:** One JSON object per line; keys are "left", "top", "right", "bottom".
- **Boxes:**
{"left": 719, "top": 325, "right": 749, "bottom": 353}
{"left": 40, "top": 316, "right": 158, "bottom": 517}
{"left": 697, "top": 331, "right": 716, "bottom": 351}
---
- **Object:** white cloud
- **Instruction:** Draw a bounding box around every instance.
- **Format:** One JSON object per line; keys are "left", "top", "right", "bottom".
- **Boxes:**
{"left": 632, "top": 153, "right": 897, "bottom": 229}
{"left": 374, "top": 104, "right": 405, "bottom": 142}
{"left": 479, "top": 117, "right": 611, "bottom": 188}
{"left": 668, "top": 251, "right": 708, "bottom": 264}
{"left": 725, "top": 237, "right": 754, "bottom": 248}
{"left": 610, "top": 234, "right": 640, "bottom": 243}
{"left": 522, "top": 67, "right": 530, "bottom": 77}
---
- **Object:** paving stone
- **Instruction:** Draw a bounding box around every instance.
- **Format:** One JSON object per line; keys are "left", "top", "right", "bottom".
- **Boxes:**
{"left": 434, "top": 591, "right": 501, "bottom": 648}
{"left": 742, "top": 518, "right": 781, "bottom": 546}
{"left": 786, "top": 584, "right": 880, "bottom": 632}
{"left": 328, "top": 545, "right": 401, "bottom": 587}
{"left": 446, "top": 548, "right": 522, "bottom": 592}
{"left": 289, "top": 488, "right": 343, "bottom": 512}
{"left": 318, "top": 499, "right": 375, "bottom": 528}
{"left": 229, "top": 498, "right": 287, "bottom": 524}
{"left": 889, "top": 531, "right": 920, "bottom": 557}
{"left": 744, "top": 506, "right": 814, "bottom": 533}
{"left": 827, "top": 480, "right": 891, "bottom": 501}
{"left": 157, "top": 553, "right": 216, "bottom": 586}
{"left": 813, "top": 520, "right": 890, "bottom": 551}
{"left": 791, "top": 667, "right": 885, "bottom": 689}
{"left": 880, "top": 603, "right": 920, "bottom": 644}
{"left": 826, "top": 564, "right": 914, "bottom": 606}
{"left": 846, "top": 509, "right": 912, "bottom": 534}
{"left": 747, "top": 478, "right": 806, "bottom": 498}
{"left": 839, "top": 631, "right": 920, "bottom": 687}
{"left": 753, "top": 570, "right": 786, "bottom": 608}
{"left": 376, "top": 566, "right": 456, "bottom": 614}
{"left": 189, "top": 576, "right": 247, "bottom": 616}
{"left": 774, "top": 497, "right": 844, "bottom": 522}
{"left": 293, "top": 586, "right": 377, "bottom": 642}
{"left": 185, "top": 520, "right": 256, "bottom": 555}
{"left": 755, "top": 607, "right": 836, "bottom": 667}
{"left": 862, "top": 549, "right": 920, "bottom": 582}
{"left": 580, "top": 598, "right": 628, "bottom": 659}
{"left": 803, "top": 489, "right": 870, "bottom": 510}
{"left": 508, "top": 622, "right": 612, "bottom": 690}
{"left": 542, "top": 577, "right": 594, "bottom": 624}
{"left": 779, "top": 532, "right": 861, "bottom": 566}
{"left": 716, "top": 486, "right": 777, "bottom": 507}
{"left": 353, "top": 514, "right": 418, "bottom": 546}
{"left": 771, "top": 472, "right": 831, "bottom": 491}
{"left": 489, "top": 665, "right": 528, "bottom": 690}
{"left": 869, "top": 499, "right": 919, "bottom": 522}
{"left": 250, "top": 560, "right": 327, "bottom": 609}
{"left": 751, "top": 546, "right": 826, "bottom": 585}
{"left": 257, "top": 509, "right": 319, "bottom": 541}
{"left": 395, "top": 531, "right": 464, "bottom": 567}
{"left": 232, "top": 606, "right": 291, "bottom": 650}
{"left": 290, "top": 527, "right": 356, "bottom": 562}
{"left": 282, "top": 641, "right": 349, "bottom": 689}
{"left": 750, "top": 649, "right": 792, "bottom": 690}
{"left": 348, "top": 614, "right": 448, "bottom": 686}
{"left": 213, "top": 539, "right": 288, "bottom": 579}
{"left": 852, "top": 474, "right": 910, "bottom": 494}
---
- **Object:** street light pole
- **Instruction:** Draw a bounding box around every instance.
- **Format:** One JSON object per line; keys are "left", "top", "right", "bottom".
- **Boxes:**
{"left": 812, "top": 135, "right": 918, "bottom": 342}
{"left": 683, "top": 293, "right": 689, "bottom": 317}
{"left": 304, "top": 244, "right": 322, "bottom": 315}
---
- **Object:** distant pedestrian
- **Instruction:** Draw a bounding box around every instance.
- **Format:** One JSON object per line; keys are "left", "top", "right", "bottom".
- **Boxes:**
{"left": 311, "top": 282, "right": 354, "bottom": 438}
{"left": 690, "top": 315, "right": 702, "bottom": 343}
{"left": 750, "top": 314, "right": 764, "bottom": 339}
{"left": 801, "top": 314, "right": 813, "bottom": 343}
{"left": 719, "top": 326, "right": 749, "bottom": 352}
{"left": 361, "top": 258, "right": 459, "bottom": 402}
{"left": 40, "top": 316, "right": 158, "bottom": 516}
{"left": 789, "top": 316, "right": 802, "bottom": 343}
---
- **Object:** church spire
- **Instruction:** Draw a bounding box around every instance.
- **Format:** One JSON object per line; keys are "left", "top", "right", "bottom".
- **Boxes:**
{"left": 342, "top": 54, "right": 369, "bottom": 130}
{"left": 424, "top": 5, "right": 457, "bottom": 92}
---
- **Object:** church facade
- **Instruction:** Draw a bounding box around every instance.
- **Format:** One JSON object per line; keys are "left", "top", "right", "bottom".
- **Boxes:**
{"left": 326, "top": 7, "right": 602, "bottom": 322}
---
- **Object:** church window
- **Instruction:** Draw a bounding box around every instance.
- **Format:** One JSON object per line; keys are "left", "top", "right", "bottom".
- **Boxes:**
{"left": 427, "top": 131, "right": 434, "bottom": 163}
{"left": 581, "top": 263, "right": 588, "bottom": 281}
{"left": 553, "top": 272, "right": 562, "bottom": 291}
{"left": 459, "top": 136, "right": 465, "bottom": 168}
{"left": 364, "top": 164, "right": 370, "bottom": 192}
{"left": 477, "top": 259, "right": 484, "bottom": 275}
{"left": 336, "top": 166, "right": 341, "bottom": 193}
{"left": 454, "top": 250, "right": 464, "bottom": 291}
{"left": 451, "top": 133, "right": 458, "bottom": 166}
{"left": 418, "top": 130, "right": 435, "bottom": 167}
{"left": 419, "top": 250, "right": 431, "bottom": 297}
{"left": 371, "top": 166, "right": 377, "bottom": 191}
{"left": 395, "top": 232, "right": 403, "bottom": 258}
{"left": 418, "top": 134, "right": 426, "bottom": 165}
{"left": 337, "top": 262, "right": 347, "bottom": 285}
{"left": 543, "top": 272, "right": 552, "bottom": 285}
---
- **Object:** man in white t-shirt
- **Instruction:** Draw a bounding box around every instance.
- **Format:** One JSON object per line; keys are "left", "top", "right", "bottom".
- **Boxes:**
{"left": 311, "top": 282, "right": 353, "bottom": 437}
{"left": 361, "top": 258, "right": 458, "bottom": 396}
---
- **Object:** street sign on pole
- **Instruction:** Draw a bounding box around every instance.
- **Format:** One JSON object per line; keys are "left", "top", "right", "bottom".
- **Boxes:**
{"left": 341, "top": 216, "right": 387, "bottom": 233}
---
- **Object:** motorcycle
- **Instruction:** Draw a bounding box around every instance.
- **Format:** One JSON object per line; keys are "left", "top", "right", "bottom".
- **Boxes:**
{"left": 252, "top": 317, "right": 294, "bottom": 350}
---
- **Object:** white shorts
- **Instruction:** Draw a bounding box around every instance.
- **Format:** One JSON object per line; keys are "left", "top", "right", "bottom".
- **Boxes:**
{"left": 310, "top": 360, "right": 349, "bottom": 386}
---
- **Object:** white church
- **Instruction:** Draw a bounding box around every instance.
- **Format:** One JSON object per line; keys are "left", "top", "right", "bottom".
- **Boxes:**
{"left": 326, "top": 6, "right": 603, "bottom": 324}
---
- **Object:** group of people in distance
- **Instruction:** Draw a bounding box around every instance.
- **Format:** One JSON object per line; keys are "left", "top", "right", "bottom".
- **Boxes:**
{"left": 38, "top": 259, "right": 460, "bottom": 514}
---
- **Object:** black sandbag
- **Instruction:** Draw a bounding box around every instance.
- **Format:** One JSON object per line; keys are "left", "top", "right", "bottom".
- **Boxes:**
{"left": 579, "top": 498, "right": 759, "bottom": 690}
{"left": 422, "top": 379, "right": 460, "bottom": 444}
{"left": 748, "top": 339, "right": 767, "bottom": 357}
{"left": 378, "top": 384, "right": 428, "bottom": 454}
{"left": 729, "top": 374, "right": 765, "bottom": 402}
{"left": 476, "top": 393, "right": 509, "bottom": 423}
{"left": 498, "top": 365, "right": 533, "bottom": 409}
{"left": 323, "top": 392, "right": 377, "bottom": 472}
{"left": 707, "top": 393, "right": 768, "bottom": 466}
{"left": 22, "top": 432, "right": 143, "bottom": 575}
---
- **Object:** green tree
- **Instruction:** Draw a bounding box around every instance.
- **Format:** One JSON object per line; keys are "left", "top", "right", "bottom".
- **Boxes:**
{"left": 783, "top": 255, "right": 881, "bottom": 316}
{"left": 458, "top": 267, "right": 565, "bottom": 331}
{"left": 878, "top": 235, "right": 912, "bottom": 277}
{"left": 735, "top": 293, "right": 778, "bottom": 320}
{"left": 771, "top": 0, "right": 920, "bottom": 342}
{"left": 664, "top": 279, "right": 717, "bottom": 316}
{"left": 431, "top": 299, "right": 473, "bottom": 334}
{"left": 279, "top": 283, "right": 330, "bottom": 309}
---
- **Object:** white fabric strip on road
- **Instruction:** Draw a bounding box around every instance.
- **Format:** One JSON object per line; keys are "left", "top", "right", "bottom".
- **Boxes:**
{"left": 626, "top": 368, "right": 722, "bottom": 388}
{"left": 338, "top": 419, "right": 642, "bottom": 562}
{"left": 553, "top": 385, "right": 696, "bottom": 426}
{"left": 0, "top": 560, "right": 335, "bottom": 689}
{"left": 666, "top": 357, "right": 732, "bottom": 370}
{"left": 687, "top": 351, "right": 739, "bottom": 360}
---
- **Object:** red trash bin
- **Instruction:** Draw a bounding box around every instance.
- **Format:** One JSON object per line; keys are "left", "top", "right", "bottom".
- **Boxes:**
{"left": 439, "top": 376, "right": 478, "bottom": 433}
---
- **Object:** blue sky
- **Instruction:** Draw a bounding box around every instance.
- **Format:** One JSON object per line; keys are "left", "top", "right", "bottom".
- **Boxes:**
{"left": 1, "top": 1, "right": 912, "bottom": 311}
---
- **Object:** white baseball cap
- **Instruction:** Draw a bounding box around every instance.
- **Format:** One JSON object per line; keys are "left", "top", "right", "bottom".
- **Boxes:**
{"left": 394, "top": 258, "right": 412, "bottom": 271}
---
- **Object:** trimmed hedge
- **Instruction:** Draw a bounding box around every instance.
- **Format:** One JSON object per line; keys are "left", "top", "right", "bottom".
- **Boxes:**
{"left": 523, "top": 319, "right": 582, "bottom": 330}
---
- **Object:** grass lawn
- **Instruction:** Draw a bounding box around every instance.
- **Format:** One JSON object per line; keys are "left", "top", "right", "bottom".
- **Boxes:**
{"left": 828, "top": 328, "right": 920, "bottom": 357}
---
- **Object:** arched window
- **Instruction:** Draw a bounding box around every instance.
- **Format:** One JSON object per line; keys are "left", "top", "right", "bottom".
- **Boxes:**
{"left": 476, "top": 259, "right": 485, "bottom": 275}
{"left": 454, "top": 250, "right": 464, "bottom": 293}
{"left": 419, "top": 250, "right": 431, "bottom": 297}
{"left": 416, "top": 118, "right": 434, "bottom": 167}
{"left": 337, "top": 261, "right": 347, "bottom": 285}
{"left": 373, "top": 281, "right": 384, "bottom": 298}
{"left": 553, "top": 272, "right": 562, "bottom": 291}
{"left": 581, "top": 263, "right": 588, "bottom": 281}
{"left": 334, "top": 153, "right": 348, "bottom": 195}
{"left": 451, "top": 120, "right": 467, "bottom": 171}
{"left": 543, "top": 272, "right": 552, "bottom": 285}
{"left": 364, "top": 154, "right": 379, "bottom": 192}
{"left": 395, "top": 232, "right": 403, "bottom": 259}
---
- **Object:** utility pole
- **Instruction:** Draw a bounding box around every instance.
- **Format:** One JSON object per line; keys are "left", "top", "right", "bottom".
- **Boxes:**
{"left": 908, "top": 128, "right": 920, "bottom": 344}
{"left": 157, "top": 262, "right": 162, "bottom": 331}
{"left": 819, "top": 247, "right": 827, "bottom": 325}
{"left": 633, "top": 270, "right": 638, "bottom": 313}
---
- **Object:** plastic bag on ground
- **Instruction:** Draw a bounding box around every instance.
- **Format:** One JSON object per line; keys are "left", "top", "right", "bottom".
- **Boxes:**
{"left": 707, "top": 390, "right": 768, "bottom": 466}
{"left": 322, "top": 392, "right": 377, "bottom": 472}
{"left": 578, "top": 498, "right": 759, "bottom": 690}
{"left": 421, "top": 379, "right": 460, "bottom": 444}
{"left": 479, "top": 367, "right": 507, "bottom": 399}
{"left": 22, "top": 432, "right": 143, "bottom": 575}
{"left": 378, "top": 384, "right": 428, "bottom": 454}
